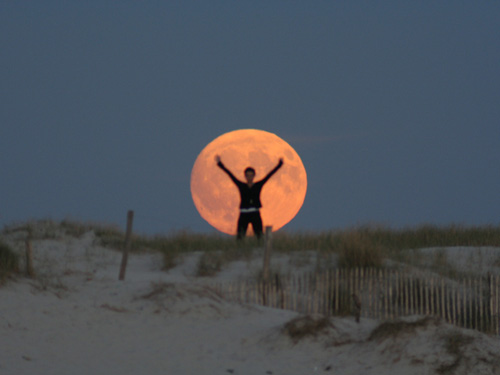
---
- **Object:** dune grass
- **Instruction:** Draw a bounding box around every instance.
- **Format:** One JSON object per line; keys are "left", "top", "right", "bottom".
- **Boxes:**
{"left": 7, "top": 220, "right": 500, "bottom": 253}
{"left": 93, "top": 223, "right": 500, "bottom": 272}
{"left": 94, "top": 223, "right": 500, "bottom": 252}
{"left": 272, "top": 224, "right": 500, "bottom": 253}
{"left": 4, "top": 220, "right": 500, "bottom": 273}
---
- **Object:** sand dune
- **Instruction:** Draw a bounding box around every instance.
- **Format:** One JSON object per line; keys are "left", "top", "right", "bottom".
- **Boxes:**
{"left": 2, "top": 228, "right": 500, "bottom": 375}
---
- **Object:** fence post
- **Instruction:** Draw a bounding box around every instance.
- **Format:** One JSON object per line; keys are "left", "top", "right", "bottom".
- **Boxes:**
{"left": 496, "top": 275, "right": 499, "bottom": 335}
{"left": 262, "top": 226, "right": 273, "bottom": 282}
{"left": 25, "top": 237, "right": 35, "bottom": 278}
{"left": 118, "top": 210, "right": 134, "bottom": 281}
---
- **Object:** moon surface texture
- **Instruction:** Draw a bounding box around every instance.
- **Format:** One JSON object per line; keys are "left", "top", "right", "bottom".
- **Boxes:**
{"left": 191, "top": 129, "right": 307, "bottom": 235}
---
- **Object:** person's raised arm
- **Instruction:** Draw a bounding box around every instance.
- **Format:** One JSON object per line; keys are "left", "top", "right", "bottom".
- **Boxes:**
{"left": 260, "top": 158, "right": 284, "bottom": 184}
{"left": 215, "top": 155, "right": 240, "bottom": 185}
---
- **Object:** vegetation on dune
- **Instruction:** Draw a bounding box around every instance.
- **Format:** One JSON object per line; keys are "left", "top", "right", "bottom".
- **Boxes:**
{"left": 283, "top": 315, "right": 333, "bottom": 343}
{"left": 135, "top": 224, "right": 500, "bottom": 270}
{"left": 100, "top": 223, "right": 500, "bottom": 273}
{"left": 272, "top": 224, "right": 500, "bottom": 253}
{"left": 97, "top": 223, "right": 500, "bottom": 251}
{"left": 3, "top": 219, "right": 500, "bottom": 336}
{"left": 0, "top": 241, "right": 19, "bottom": 284}
{"left": 6, "top": 219, "right": 500, "bottom": 251}
{"left": 2, "top": 219, "right": 122, "bottom": 241}
{"left": 335, "top": 231, "right": 384, "bottom": 269}
{"left": 436, "top": 331, "right": 476, "bottom": 375}
{"left": 3, "top": 219, "right": 500, "bottom": 273}
{"left": 368, "top": 316, "right": 439, "bottom": 341}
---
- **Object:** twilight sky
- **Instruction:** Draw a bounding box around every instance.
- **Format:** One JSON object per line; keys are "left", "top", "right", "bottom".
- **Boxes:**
{"left": 1, "top": 1, "right": 499, "bottom": 235}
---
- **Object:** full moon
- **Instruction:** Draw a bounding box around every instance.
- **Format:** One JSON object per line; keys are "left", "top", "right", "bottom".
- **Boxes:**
{"left": 191, "top": 129, "right": 307, "bottom": 235}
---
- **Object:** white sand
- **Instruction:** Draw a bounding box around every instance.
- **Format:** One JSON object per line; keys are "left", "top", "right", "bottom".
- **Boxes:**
{"left": 2, "top": 229, "right": 500, "bottom": 375}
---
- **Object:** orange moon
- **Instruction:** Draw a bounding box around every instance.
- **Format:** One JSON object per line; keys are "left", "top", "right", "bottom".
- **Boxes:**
{"left": 191, "top": 129, "right": 307, "bottom": 235}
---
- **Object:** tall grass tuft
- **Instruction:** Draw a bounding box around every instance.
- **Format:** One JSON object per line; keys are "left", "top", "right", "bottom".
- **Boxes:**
{"left": 336, "top": 231, "right": 384, "bottom": 268}
{"left": 0, "top": 241, "right": 19, "bottom": 285}
{"left": 283, "top": 315, "right": 332, "bottom": 343}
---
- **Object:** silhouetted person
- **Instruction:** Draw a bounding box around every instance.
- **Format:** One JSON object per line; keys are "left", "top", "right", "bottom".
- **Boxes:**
{"left": 215, "top": 155, "right": 283, "bottom": 240}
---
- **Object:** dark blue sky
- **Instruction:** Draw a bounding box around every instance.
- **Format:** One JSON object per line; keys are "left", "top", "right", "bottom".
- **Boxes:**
{"left": 1, "top": 1, "right": 499, "bottom": 235}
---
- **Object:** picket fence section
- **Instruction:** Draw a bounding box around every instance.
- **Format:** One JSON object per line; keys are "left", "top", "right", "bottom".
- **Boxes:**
{"left": 214, "top": 268, "right": 500, "bottom": 335}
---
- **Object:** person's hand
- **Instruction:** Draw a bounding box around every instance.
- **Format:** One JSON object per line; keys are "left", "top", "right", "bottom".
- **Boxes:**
{"left": 215, "top": 155, "right": 221, "bottom": 164}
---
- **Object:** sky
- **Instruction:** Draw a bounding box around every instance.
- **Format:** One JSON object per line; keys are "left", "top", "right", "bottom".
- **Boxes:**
{"left": 1, "top": 1, "right": 500, "bottom": 235}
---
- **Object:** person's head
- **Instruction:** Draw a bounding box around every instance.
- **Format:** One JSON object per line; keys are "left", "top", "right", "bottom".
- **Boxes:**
{"left": 244, "top": 167, "right": 255, "bottom": 183}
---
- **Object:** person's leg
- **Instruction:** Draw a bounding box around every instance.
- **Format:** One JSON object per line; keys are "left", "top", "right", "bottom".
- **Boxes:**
{"left": 237, "top": 213, "right": 250, "bottom": 240}
{"left": 251, "top": 212, "right": 263, "bottom": 239}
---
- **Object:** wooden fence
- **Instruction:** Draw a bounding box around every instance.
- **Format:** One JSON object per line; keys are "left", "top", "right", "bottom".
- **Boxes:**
{"left": 214, "top": 268, "right": 500, "bottom": 335}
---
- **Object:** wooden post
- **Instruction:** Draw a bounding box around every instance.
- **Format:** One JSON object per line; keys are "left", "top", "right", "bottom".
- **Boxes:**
{"left": 476, "top": 277, "right": 480, "bottom": 330}
{"left": 335, "top": 269, "right": 340, "bottom": 314}
{"left": 418, "top": 277, "right": 423, "bottom": 316}
{"left": 463, "top": 278, "right": 468, "bottom": 329}
{"left": 388, "top": 273, "right": 393, "bottom": 319}
{"left": 352, "top": 291, "right": 361, "bottom": 323}
{"left": 118, "top": 210, "right": 134, "bottom": 281}
{"left": 468, "top": 278, "right": 473, "bottom": 330}
{"left": 408, "top": 275, "right": 412, "bottom": 315}
{"left": 405, "top": 274, "right": 410, "bottom": 316}
{"left": 496, "top": 275, "right": 499, "bottom": 335}
{"left": 451, "top": 283, "right": 456, "bottom": 326}
{"left": 384, "top": 269, "right": 389, "bottom": 319}
{"left": 488, "top": 273, "right": 493, "bottom": 333}
{"left": 25, "top": 238, "right": 35, "bottom": 278}
{"left": 368, "top": 268, "right": 373, "bottom": 318}
{"left": 442, "top": 278, "right": 447, "bottom": 323}
{"left": 425, "top": 278, "right": 430, "bottom": 316}
{"left": 262, "top": 226, "right": 273, "bottom": 282}
{"left": 479, "top": 277, "right": 483, "bottom": 331}
{"left": 430, "top": 277, "right": 435, "bottom": 317}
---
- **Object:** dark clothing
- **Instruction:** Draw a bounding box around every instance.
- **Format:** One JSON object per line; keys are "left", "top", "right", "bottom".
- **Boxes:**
{"left": 237, "top": 211, "right": 263, "bottom": 239}
{"left": 217, "top": 160, "right": 283, "bottom": 238}
{"left": 217, "top": 160, "right": 283, "bottom": 209}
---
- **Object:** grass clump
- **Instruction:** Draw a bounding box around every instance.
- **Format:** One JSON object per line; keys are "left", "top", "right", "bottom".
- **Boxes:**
{"left": 368, "top": 316, "right": 439, "bottom": 341}
{"left": 196, "top": 251, "right": 225, "bottom": 277}
{"left": 95, "top": 225, "right": 127, "bottom": 248}
{"left": 336, "top": 231, "right": 384, "bottom": 268}
{"left": 283, "top": 315, "right": 333, "bottom": 343}
{"left": 143, "top": 232, "right": 256, "bottom": 271}
{"left": 60, "top": 219, "right": 95, "bottom": 238}
{"left": 196, "top": 248, "right": 252, "bottom": 277}
{"left": 0, "top": 241, "right": 19, "bottom": 284}
{"left": 436, "top": 331, "right": 474, "bottom": 374}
